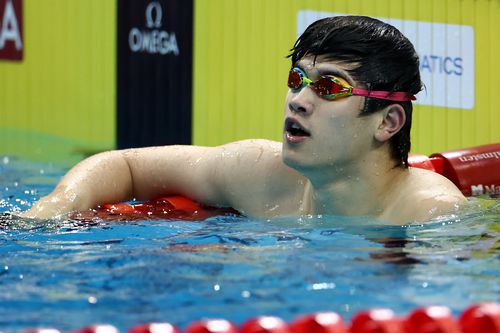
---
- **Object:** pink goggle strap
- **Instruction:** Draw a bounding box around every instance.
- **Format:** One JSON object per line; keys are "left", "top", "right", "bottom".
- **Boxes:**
{"left": 352, "top": 88, "right": 416, "bottom": 102}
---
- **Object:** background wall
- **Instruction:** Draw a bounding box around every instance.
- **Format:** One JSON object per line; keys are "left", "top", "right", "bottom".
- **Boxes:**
{"left": 0, "top": 0, "right": 498, "bottom": 163}
{"left": 0, "top": 0, "right": 116, "bottom": 162}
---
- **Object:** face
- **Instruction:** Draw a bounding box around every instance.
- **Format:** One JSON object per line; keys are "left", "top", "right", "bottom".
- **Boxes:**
{"left": 282, "top": 56, "right": 383, "bottom": 174}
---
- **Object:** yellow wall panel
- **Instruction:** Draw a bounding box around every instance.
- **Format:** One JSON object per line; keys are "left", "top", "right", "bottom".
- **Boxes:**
{"left": 193, "top": 0, "right": 500, "bottom": 155}
{"left": 0, "top": 0, "right": 116, "bottom": 161}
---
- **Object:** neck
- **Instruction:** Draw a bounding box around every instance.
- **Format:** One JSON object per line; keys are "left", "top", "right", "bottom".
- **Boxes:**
{"left": 302, "top": 151, "right": 407, "bottom": 217}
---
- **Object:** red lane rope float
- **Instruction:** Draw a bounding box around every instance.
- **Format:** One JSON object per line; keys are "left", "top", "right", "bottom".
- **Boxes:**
{"left": 26, "top": 303, "right": 500, "bottom": 333}
{"left": 408, "top": 143, "right": 500, "bottom": 197}
{"left": 289, "top": 313, "right": 346, "bottom": 333}
{"left": 240, "top": 317, "right": 290, "bottom": 333}
{"left": 70, "top": 196, "right": 240, "bottom": 222}
{"left": 350, "top": 309, "right": 401, "bottom": 333}
{"left": 404, "top": 306, "right": 459, "bottom": 333}
{"left": 459, "top": 303, "right": 500, "bottom": 333}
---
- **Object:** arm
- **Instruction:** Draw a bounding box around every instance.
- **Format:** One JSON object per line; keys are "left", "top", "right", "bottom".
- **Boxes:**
{"left": 21, "top": 150, "right": 135, "bottom": 219}
{"left": 21, "top": 140, "right": 302, "bottom": 219}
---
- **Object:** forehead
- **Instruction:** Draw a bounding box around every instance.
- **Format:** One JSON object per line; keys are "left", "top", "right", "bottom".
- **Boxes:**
{"left": 296, "top": 56, "right": 358, "bottom": 84}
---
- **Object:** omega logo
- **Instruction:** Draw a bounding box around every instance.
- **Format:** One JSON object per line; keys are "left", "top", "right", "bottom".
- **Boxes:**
{"left": 145, "top": 1, "right": 162, "bottom": 28}
{"left": 128, "top": 1, "right": 179, "bottom": 56}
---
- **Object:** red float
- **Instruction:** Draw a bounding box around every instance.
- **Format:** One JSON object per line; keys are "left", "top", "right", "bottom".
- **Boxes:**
{"left": 71, "top": 324, "right": 120, "bottom": 333}
{"left": 288, "top": 312, "right": 347, "bottom": 333}
{"left": 129, "top": 323, "right": 181, "bottom": 333}
{"left": 240, "top": 317, "right": 289, "bottom": 333}
{"left": 459, "top": 303, "right": 500, "bottom": 333}
{"left": 350, "top": 309, "right": 403, "bottom": 333}
{"left": 409, "top": 143, "right": 500, "bottom": 197}
{"left": 403, "top": 306, "right": 459, "bottom": 333}
{"left": 185, "top": 319, "right": 238, "bottom": 333}
{"left": 70, "top": 196, "right": 239, "bottom": 222}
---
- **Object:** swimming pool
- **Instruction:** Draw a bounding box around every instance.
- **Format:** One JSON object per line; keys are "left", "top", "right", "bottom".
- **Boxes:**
{"left": 0, "top": 156, "right": 499, "bottom": 332}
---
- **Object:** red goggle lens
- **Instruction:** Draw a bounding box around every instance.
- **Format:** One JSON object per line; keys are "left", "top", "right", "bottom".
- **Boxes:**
{"left": 287, "top": 69, "right": 304, "bottom": 90}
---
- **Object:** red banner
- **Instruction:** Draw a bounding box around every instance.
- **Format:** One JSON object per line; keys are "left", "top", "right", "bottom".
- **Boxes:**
{"left": 0, "top": 0, "right": 23, "bottom": 61}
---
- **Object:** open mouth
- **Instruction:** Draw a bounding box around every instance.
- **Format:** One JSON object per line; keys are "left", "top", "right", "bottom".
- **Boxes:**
{"left": 285, "top": 118, "right": 310, "bottom": 137}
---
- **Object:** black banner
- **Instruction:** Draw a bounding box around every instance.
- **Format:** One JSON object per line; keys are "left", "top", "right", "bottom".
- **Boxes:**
{"left": 117, "top": 0, "right": 193, "bottom": 148}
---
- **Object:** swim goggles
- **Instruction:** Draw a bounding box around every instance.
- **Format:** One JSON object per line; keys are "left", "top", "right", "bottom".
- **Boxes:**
{"left": 287, "top": 67, "right": 416, "bottom": 102}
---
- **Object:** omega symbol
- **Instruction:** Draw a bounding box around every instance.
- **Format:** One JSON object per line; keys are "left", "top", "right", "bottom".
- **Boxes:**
{"left": 146, "top": 1, "right": 162, "bottom": 29}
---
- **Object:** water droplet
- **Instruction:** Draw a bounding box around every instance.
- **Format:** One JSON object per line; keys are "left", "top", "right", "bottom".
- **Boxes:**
{"left": 268, "top": 204, "right": 279, "bottom": 212}
{"left": 213, "top": 284, "right": 220, "bottom": 291}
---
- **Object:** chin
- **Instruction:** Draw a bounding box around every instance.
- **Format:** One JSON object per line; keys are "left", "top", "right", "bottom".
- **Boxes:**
{"left": 282, "top": 148, "right": 315, "bottom": 174}
{"left": 282, "top": 144, "right": 300, "bottom": 169}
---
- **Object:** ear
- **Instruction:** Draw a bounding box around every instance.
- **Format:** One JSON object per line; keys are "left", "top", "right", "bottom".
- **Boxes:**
{"left": 374, "top": 104, "right": 406, "bottom": 143}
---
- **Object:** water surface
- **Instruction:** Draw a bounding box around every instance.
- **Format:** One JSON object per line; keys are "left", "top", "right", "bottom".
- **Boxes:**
{"left": 0, "top": 156, "right": 498, "bottom": 332}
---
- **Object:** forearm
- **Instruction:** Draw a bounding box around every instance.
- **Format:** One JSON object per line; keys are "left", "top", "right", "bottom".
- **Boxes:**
{"left": 22, "top": 151, "right": 134, "bottom": 219}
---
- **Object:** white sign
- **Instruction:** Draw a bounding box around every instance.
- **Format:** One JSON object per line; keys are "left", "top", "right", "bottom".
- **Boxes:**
{"left": 297, "top": 11, "right": 475, "bottom": 109}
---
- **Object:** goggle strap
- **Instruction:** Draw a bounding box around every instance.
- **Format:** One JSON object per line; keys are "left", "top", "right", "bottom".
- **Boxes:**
{"left": 352, "top": 88, "right": 416, "bottom": 102}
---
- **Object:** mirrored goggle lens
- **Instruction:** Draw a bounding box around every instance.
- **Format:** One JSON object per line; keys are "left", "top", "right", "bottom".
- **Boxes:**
{"left": 287, "top": 69, "right": 303, "bottom": 89}
{"left": 312, "top": 77, "right": 336, "bottom": 96}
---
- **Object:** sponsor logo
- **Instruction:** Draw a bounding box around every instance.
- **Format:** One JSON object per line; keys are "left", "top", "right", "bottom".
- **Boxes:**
{"left": 128, "top": 1, "right": 179, "bottom": 56}
{"left": 0, "top": 0, "right": 23, "bottom": 61}
{"left": 458, "top": 151, "right": 500, "bottom": 162}
{"left": 471, "top": 184, "right": 500, "bottom": 196}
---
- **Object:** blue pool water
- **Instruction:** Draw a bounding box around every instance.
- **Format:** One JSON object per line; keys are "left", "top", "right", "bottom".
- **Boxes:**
{"left": 0, "top": 156, "right": 499, "bottom": 332}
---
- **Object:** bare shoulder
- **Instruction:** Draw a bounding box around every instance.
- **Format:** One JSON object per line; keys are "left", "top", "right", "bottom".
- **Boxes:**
{"left": 383, "top": 167, "right": 468, "bottom": 223}
{"left": 212, "top": 139, "right": 290, "bottom": 173}
{"left": 210, "top": 139, "right": 307, "bottom": 216}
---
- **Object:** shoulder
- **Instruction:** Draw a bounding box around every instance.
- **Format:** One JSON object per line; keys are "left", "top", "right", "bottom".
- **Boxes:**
{"left": 209, "top": 140, "right": 308, "bottom": 216}
{"left": 383, "top": 167, "right": 467, "bottom": 223}
{"left": 210, "top": 139, "right": 286, "bottom": 172}
{"left": 216, "top": 139, "right": 282, "bottom": 156}
{"left": 213, "top": 138, "right": 304, "bottom": 185}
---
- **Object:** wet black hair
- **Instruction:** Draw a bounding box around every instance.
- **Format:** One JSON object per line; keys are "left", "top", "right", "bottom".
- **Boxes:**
{"left": 288, "top": 15, "right": 422, "bottom": 167}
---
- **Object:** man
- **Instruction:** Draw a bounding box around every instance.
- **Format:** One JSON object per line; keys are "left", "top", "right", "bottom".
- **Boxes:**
{"left": 22, "top": 16, "right": 466, "bottom": 223}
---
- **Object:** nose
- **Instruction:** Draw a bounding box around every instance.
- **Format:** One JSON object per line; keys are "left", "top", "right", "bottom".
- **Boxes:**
{"left": 288, "top": 86, "right": 315, "bottom": 115}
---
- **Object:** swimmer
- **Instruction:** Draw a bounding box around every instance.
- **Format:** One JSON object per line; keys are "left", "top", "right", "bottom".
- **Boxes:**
{"left": 21, "top": 16, "right": 466, "bottom": 223}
